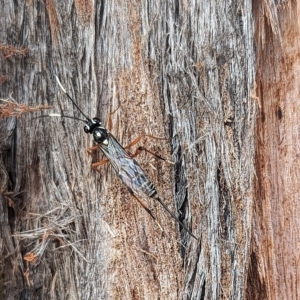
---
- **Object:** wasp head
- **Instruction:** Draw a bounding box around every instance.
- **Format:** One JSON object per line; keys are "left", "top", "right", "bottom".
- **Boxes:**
{"left": 84, "top": 117, "right": 108, "bottom": 145}
{"left": 84, "top": 117, "right": 101, "bottom": 133}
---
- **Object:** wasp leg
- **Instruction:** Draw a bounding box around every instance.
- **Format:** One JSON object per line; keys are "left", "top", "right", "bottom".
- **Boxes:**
{"left": 108, "top": 105, "right": 120, "bottom": 131}
{"left": 130, "top": 146, "right": 174, "bottom": 165}
{"left": 128, "top": 188, "right": 163, "bottom": 231}
{"left": 131, "top": 146, "right": 164, "bottom": 161}
{"left": 91, "top": 159, "right": 109, "bottom": 172}
{"left": 87, "top": 145, "right": 99, "bottom": 156}
{"left": 124, "top": 134, "right": 170, "bottom": 150}
{"left": 124, "top": 135, "right": 174, "bottom": 164}
{"left": 87, "top": 146, "right": 110, "bottom": 171}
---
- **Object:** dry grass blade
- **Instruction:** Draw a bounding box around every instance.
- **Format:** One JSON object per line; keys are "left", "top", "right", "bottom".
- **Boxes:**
{"left": 0, "top": 97, "right": 52, "bottom": 119}
{"left": 24, "top": 268, "right": 34, "bottom": 287}
{"left": 23, "top": 232, "right": 50, "bottom": 263}
{"left": 13, "top": 212, "right": 88, "bottom": 264}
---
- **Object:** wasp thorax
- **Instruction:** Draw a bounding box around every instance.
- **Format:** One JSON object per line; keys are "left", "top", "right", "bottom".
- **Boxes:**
{"left": 93, "top": 127, "right": 108, "bottom": 144}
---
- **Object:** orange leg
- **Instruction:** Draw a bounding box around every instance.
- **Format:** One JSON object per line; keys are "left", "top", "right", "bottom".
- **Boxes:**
{"left": 91, "top": 159, "right": 109, "bottom": 172}
{"left": 131, "top": 145, "right": 174, "bottom": 165}
{"left": 108, "top": 105, "right": 120, "bottom": 131}
{"left": 124, "top": 134, "right": 170, "bottom": 150}
{"left": 130, "top": 146, "right": 165, "bottom": 161}
{"left": 87, "top": 145, "right": 98, "bottom": 156}
{"left": 125, "top": 134, "right": 173, "bottom": 164}
{"left": 87, "top": 145, "right": 109, "bottom": 171}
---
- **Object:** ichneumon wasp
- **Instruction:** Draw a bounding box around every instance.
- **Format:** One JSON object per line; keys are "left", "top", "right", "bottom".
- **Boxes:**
{"left": 55, "top": 76, "right": 197, "bottom": 239}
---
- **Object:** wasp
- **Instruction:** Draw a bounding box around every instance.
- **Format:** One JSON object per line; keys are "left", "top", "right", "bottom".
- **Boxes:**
{"left": 55, "top": 76, "right": 197, "bottom": 239}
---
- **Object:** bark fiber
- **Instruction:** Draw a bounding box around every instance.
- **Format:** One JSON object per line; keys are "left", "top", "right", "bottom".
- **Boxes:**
{"left": 5, "top": 0, "right": 295, "bottom": 299}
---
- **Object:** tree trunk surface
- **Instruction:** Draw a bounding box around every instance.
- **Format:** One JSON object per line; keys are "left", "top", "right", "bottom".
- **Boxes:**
{"left": 0, "top": 1, "right": 296, "bottom": 300}
{"left": 248, "top": 1, "right": 300, "bottom": 300}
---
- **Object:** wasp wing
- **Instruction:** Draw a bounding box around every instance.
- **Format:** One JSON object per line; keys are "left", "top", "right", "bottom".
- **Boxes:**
{"left": 98, "top": 132, "right": 157, "bottom": 199}
{"left": 98, "top": 132, "right": 197, "bottom": 239}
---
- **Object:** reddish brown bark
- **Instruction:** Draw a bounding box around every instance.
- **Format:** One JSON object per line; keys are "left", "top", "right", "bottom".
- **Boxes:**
{"left": 248, "top": 1, "right": 300, "bottom": 299}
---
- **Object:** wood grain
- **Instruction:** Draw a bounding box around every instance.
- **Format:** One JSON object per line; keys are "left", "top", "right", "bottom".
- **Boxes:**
{"left": 0, "top": 0, "right": 257, "bottom": 299}
{"left": 248, "top": 1, "right": 300, "bottom": 299}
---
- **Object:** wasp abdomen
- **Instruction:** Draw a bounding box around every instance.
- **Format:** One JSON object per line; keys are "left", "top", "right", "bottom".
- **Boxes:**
{"left": 133, "top": 173, "right": 158, "bottom": 199}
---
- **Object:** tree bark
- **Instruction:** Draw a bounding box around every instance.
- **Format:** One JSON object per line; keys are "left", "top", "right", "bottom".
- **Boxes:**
{"left": 0, "top": 0, "right": 258, "bottom": 299}
{"left": 247, "top": 1, "right": 300, "bottom": 299}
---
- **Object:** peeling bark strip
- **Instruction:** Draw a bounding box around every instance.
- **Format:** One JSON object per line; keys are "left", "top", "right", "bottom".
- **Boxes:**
{"left": 45, "top": 0, "right": 60, "bottom": 44}
{"left": 1, "top": 1, "right": 256, "bottom": 299}
{"left": 0, "top": 98, "right": 51, "bottom": 119}
{"left": 249, "top": 1, "right": 300, "bottom": 299}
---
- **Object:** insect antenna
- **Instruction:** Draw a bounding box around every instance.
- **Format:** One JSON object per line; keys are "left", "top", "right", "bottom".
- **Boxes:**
{"left": 32, "top": 113, "right": 87, "bottom": 123}
{"left": 55, "top": 75, "right": 91, "bottom": 122}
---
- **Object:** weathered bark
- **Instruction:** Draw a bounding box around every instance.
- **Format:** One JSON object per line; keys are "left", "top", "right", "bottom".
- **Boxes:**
{"left": 247, "top": 1, "right": 300, "bottom": 299}
{"left": 0, "top": 1, "right": 256, "bottom": 299}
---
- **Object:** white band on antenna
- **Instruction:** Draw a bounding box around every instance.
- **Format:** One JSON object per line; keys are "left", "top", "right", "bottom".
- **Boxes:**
{"left": 48, "top": 113, "right": 62, "bottom": 117}
{"left": 55, "top": 75, "right": 67, "bottom": 94}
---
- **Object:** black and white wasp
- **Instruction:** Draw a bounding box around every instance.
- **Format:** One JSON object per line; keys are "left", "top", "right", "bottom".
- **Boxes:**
{"left": 56, "top": 76, "right": 196, "bottom": 239}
